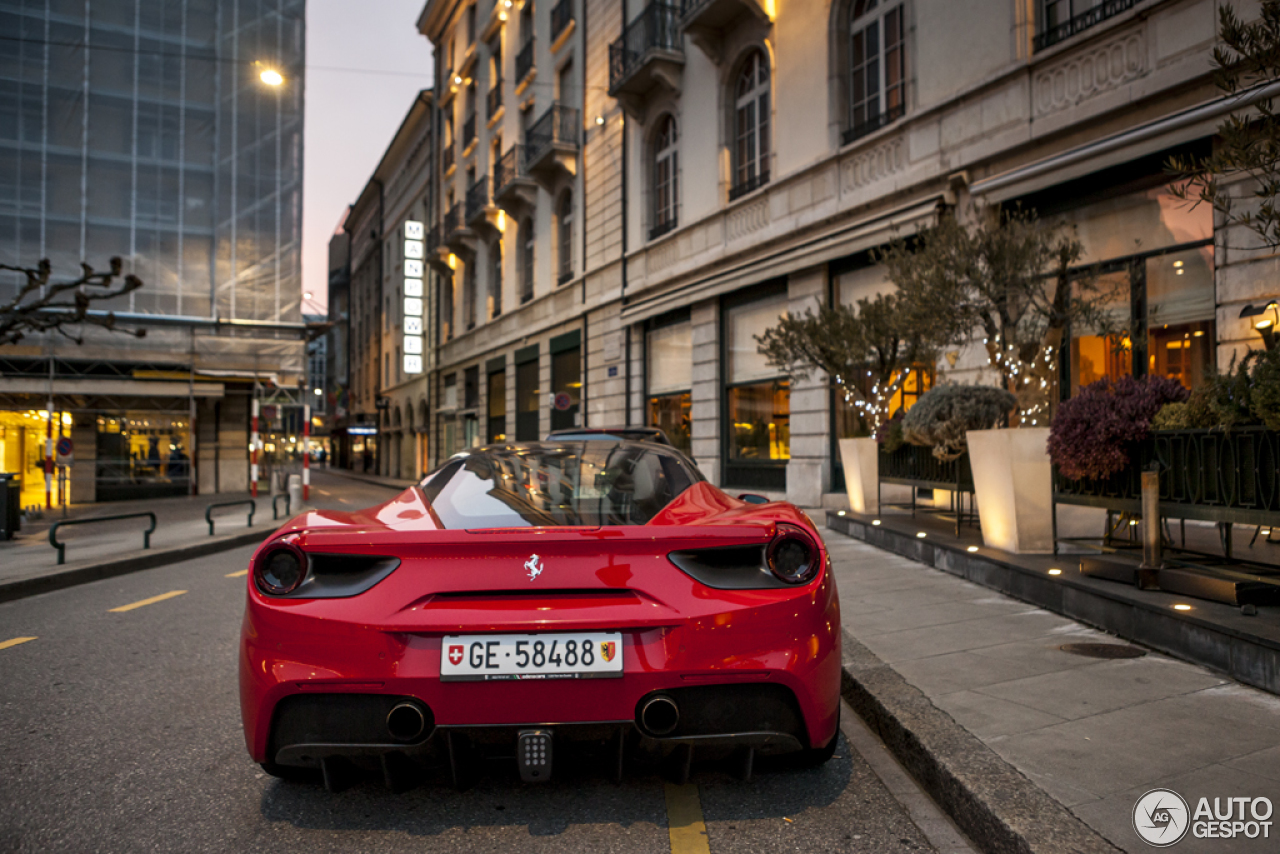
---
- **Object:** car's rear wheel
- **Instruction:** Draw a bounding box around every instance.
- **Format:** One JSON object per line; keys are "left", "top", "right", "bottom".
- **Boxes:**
{"left": 259, "top": 760, "right": 319, "bottom": 782}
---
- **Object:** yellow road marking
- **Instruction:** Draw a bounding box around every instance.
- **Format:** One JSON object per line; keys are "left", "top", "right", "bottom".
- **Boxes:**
{"left": 109, "top": 590, "right": 187, "bottom": 613}
{"left": 226, "top": 569, "right": 249, "bottom": 578}
{"left": 0, "top": 636, "right": 37, "bottom": 651}
{"left": 664, "top": 782, "right": 711, "bottom": 854}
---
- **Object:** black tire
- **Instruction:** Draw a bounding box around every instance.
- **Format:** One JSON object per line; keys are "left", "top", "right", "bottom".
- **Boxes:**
{"left": 259, "top": 760, "right": 319, "bottom": 783}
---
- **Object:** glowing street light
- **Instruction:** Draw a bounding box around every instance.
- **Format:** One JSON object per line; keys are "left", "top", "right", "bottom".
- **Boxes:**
{"left": 260, "top": 68, "right": 284, "bottom": 86}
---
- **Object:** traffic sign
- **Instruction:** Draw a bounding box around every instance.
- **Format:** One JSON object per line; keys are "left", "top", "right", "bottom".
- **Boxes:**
{"left": 554, "top": 393, "right": 572, "bottom": 411}
{"left": 55, "top": 436, "right": 73, "bottom": 467}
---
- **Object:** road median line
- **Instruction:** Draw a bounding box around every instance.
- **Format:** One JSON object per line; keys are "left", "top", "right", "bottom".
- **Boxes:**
{"left": 0, "top": 636, "right": 37, "bottom": 651}
{"left": 109, "top": 590, "right": 187, "bottom": 612}
{"left": 664, "top": 782, "right": 711, "bottom": 854}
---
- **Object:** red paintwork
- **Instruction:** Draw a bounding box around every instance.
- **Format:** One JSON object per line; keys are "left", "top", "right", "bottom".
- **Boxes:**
{"left": 238, "top": 481, "right": 841, "bottom": 763}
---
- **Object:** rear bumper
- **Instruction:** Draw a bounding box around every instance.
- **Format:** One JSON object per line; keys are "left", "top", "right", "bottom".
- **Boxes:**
{"left": 239, "top": 586, "right": 841, "bottom": 765}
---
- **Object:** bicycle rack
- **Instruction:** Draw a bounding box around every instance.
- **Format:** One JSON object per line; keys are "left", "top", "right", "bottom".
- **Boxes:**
{"left": 205, "top": 499, "right": 256, "bottom": 536}
{"left": 48, "top": 512, "right": 156, "bottom": 566}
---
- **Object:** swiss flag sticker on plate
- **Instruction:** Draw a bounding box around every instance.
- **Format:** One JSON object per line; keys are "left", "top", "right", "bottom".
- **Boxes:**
{"left": 448, "top": 645, "right": 464, "bottom": 666}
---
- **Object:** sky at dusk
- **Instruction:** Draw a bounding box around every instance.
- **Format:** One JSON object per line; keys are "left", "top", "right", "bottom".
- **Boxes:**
{"left": 302, "top": 0, "right": 435, "bottom": 315}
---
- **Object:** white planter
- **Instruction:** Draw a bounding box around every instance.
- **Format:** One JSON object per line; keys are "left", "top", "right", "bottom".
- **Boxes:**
{"left": 966, "top": 427, "right": 1054, "bottom": 554}
{"left": 838, "top": 437, "right": 879, "bottom": 515}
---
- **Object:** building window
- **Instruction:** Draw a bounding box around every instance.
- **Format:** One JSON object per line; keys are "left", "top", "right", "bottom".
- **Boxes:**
{"left": 647, "top": 319, "right": 692, "bottom": 455}
{"left": 520, "top": 217, "right": 535, "bottom": 303}
{"left": 488, "top": 365, "right": 507, "bottom": 443}
{"left": 845, "top": 0, "right": 905, "bottom": 145}
{"left": 551, "top": 344, "right": 581, "bottom": 431}
{"left": 730, "top": 50, "right": 770, "bottom": 201}
{"left": 557, "top": 191, "right": 573, "bottom": 284}
{"left": 723, "top": 289, "right": 789, "bottom": 489}
{"left": 651, "top": 115, "right": 678, "bottom": 240}
{"left": 1036, "top": 0, "right": 1140, "bottom": 52}
{"left": 515, "top": 353, "right": 540, "bottom": 440}
{"left": 465, "top": 2, "right": 477, "bottom": 44}
{"left": 489, "top": 239, "right": 503, "bottom": 318}
{"left": 463, "top": 259, "right": 477, "bottom": 330}
{"left": 440, "top": 273, "right": 454, "bottom": 341}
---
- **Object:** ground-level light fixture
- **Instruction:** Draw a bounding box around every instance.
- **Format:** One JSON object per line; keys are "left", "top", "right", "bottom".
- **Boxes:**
{"left": 260, "top": 68, "right": 284, "bottom": 86}
{"left": 916, "top": 532, "right": 927, "bottom": 539}
{"left": 967, "top": 545, "right": 979, "bottom": 553}
{"left": 871, "top": 520, "right": 881, "bottom": 526}
{"left": 1173, "top": 603, "right": 1193, "bottom": 611}
{"left": 1241, "top": 300, "right": 1279, "bottom": 350}
{"left": 837, "top": 510, "right": 846, "bottom": 516}
{"left": 1048, "top": 568, "right": 1062, "bottom": 576}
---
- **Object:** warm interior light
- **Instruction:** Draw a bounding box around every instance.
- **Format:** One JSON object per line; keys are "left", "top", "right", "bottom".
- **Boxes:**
{"left": 260, "top": 69, "right": 283, "bottom": 86}
{"left": 447, "top": 253, "right": 459, "bottom": 270}
{"left": 499, "top": 11, "right": 508, "bottom": 21}
{"left": 1173, "top": 603, "right": 1192, "bottom": 611}
{"left": 595, "top": 115, "right": 605, "bottom": 125}
{"left": 966, "top": 545, "right": 979, "bottom": 553}
{"left": 496, "top": 210, "right": 507, "bottom": 232}
{"left": 1173, "top": 260, "right": 1183, "bottom": 268}
{"left": 1048, "top": 568, "right": 1062, "bottom": 576}
{"left": 454, "top": 75, "right": 463, "bottom": 85}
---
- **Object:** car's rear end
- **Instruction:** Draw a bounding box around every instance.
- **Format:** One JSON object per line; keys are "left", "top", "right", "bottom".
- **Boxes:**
{"left": 239, "top": 442, "right": 840, "bottom": 786}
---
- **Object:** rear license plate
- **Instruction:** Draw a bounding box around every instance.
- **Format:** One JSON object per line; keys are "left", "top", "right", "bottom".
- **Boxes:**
{"left": 440, "top": 632, "right": 623, "bottom": 681}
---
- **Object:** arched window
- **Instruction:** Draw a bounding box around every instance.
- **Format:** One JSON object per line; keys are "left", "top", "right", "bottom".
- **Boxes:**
{"left": 489, "top": 239, "right": 503, "bottom": 319}
{"left": 520, "top": 217, "right": 535, "bottom": 303}
{"left": 652, "top": 115, "right": 678, "bottom": 240}
{"left": 731, "top": 50, "right": 770, "bottom": 201}
{"left": 557, "top": 191, "right": 574, "bottom": 285}
{"left": 846, "top": 0, "right": 906, "bottom": 144}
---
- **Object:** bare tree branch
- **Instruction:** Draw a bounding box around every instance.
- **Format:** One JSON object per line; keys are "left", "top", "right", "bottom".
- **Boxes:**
{"left": 0, "top": 257, "right": 147, "bottom": 346}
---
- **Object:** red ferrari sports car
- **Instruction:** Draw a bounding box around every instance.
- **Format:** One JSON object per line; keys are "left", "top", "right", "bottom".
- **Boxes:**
{"left": 238, "top": 440, "right": 841, "bottom": 789}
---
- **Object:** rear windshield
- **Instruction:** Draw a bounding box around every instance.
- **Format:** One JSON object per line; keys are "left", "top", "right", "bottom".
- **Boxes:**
{"left": 419, "top": 442, "right": 701, "bottom": 528}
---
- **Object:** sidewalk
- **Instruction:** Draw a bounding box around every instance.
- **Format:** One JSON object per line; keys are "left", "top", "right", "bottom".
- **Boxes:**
{"left": 322, "top": 467, "right": 418, "bottom": 490}
{"left": 824, "top": 520, "right": 1280, "bottom": 854}
{"left": 0, "top": 488, "right": 304, "bottom": 601}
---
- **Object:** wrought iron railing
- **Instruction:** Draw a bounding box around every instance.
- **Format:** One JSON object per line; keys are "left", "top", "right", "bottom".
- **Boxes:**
{"left": 444, "top": 202, "right": 462, "bottom": 235}
{"left": 466, "top": 176, "right": 489, "bottom": 223}
{"left": 678, "top": 0, "right": 713, "bottom": 17}
{"left": 729, "top": 169, "right": 769, "bottom": 202}
{"left": 608, "top": 2, "right": 682, "bottom": 93}
{"left": 842, "top": 102, "right": 906, "bottom": 147}
{"left": 462, "top": 113, "right": 476, "bottom": 149}
{"left": 1034, "top": 0, "right": 1141, "bottom": 52}
{"left": 879, "top": 444, "right": 976, "bottom": 493}
{"left": 487, "top": 84, "right": 503, "bottom": 118}
{"left": 441, "top": 138, "right": 455, "bottom": 173}
{"left": 516, "top": 40, "right": 534, "bottom": 83}
{"left": 494, "top": 144, "right": 527, "bottom": 196}
{"left": 426, "top": 224, "right": 441, "bottom": 256}
{"left": 526, "top": 103, "right": 580, "bottom": 167}
{"left": 551, "top": 0, "right": 574, "bottom": 42}
{"left": 1055, "top": 427, "right": 1280, "bottom": 526}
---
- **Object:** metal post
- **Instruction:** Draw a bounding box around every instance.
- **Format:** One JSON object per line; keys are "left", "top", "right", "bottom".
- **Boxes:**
{"left": 250, "top": 398, "right": 260, "bottom": 498}
{"left": 1140, "top": 468, "right": 1162, "bottom": 576}
{"left": 302, "top": 403, "right": 310, "bottom": 502}
{"left": 44, "top": 407, "right": 53, "bottom": 510}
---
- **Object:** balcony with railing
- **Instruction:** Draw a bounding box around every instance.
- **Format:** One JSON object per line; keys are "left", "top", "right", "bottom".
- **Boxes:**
{"left": 465, "top": 176, "right": 492, "bottom": 229}
{"left": 842, "top": 102, "right": 906, "bottom": 147}
{"left": 493, "top": 144, "right": 537, "bottom": 214}
{"left": 487, "top": 84, "right": 503, "bottom": 121}
{"left": 551, "top": 0, "right": 575, "bottom": 45}
{"left": 649, "top": 215, "right": 678, "bottom": 241}
{"left": 443, "top": 202, "right": 465, "bottom": 245}
{"left": 516, "top": 40, "right": 535, "bottom": 85}
{"left": 462, "top": 114, "right": 477, "bottom": 151}
{"left": 1034, "top": 0, "right": 1141, "bottom": 52}
{"left": 678, "top": 0, "right": 769, "bottom": 61}
{"left": 728, "top": 169, "right": 769, "bottom": 202}
{"left": 608, "top": 3, "right": 683, "bottom": 117}
{"left": 525, "top": 103, "right": 580, "bottom": 184}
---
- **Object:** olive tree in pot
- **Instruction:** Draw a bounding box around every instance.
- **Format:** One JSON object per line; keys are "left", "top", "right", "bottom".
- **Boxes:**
{"left": 756, "top": 291, "right": 950, "bottom": 514}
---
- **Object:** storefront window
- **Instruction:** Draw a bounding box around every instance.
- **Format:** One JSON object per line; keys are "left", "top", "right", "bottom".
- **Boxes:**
{"left": 551, "top": 347, "right": 580, "bottom": 431}
{"left": 515, "top": 358, "right": 540, "bottom": 441}
{"left": 95, "top": 413, "right": 190, "bottom": 502}
{"left": 724, "top": 290, "right": 790, "bottom": 488}
{"left": 487, "top": 369, "right": 507, "bottom": 443}
{"left": 647, "top": 321, "right": 692, "bottom": 454}
{"left": 0, "top": 410, "right": 70, "bottom": 508}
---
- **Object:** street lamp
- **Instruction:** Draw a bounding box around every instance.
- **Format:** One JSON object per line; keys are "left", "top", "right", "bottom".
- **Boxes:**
{"left": 260, "top": 68, "right": 284, "bottom": 87}
{"left": 1240, "top": 300, "right": 1279, "bottom": 350}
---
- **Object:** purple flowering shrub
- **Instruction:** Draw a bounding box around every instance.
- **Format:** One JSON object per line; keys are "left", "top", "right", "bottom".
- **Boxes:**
{"left": 1048, "top": 376, "right": 1189, "bottom": 480}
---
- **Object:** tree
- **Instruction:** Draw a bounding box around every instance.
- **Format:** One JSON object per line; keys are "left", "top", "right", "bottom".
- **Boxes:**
{"left": 0, "top": 257, "right": 146, "bottom": 346}
{"left": 755, "top": 289, "right": 951, "bottom": 432}
{"left": 879, "top": 206, "right": 1114, "bottom": 425}
{"left": 1167, "top": 1, "right": 1280, "bottom": 250}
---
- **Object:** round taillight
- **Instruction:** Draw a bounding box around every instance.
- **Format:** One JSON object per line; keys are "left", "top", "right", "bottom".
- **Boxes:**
{"left": 767, "top": 524, "right": 820, "bottom": 585}
{"left": 254, "top": 544, "right": 307, "bottom": 595}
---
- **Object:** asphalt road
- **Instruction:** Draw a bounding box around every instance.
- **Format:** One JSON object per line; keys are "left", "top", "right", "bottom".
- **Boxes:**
{"left": 0, "top": 475, "right": 957, "bottom": 854}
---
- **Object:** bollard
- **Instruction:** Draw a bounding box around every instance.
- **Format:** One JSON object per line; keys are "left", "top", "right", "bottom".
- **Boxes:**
{"left": 1139, "top": 468, "right": 1162, "bottom": 587}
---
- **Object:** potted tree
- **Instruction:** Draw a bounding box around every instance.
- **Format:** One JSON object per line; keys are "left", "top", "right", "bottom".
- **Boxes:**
{"left": 756, "top": 290, "right": 949, "bottom": 513}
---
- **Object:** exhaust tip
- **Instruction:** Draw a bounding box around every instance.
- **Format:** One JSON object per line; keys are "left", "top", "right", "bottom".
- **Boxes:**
{"left": 640, "top": 695, "right": 680, "bottom": 736}
{"left": 387, "top": 702, "right": 428, "bottom": 742}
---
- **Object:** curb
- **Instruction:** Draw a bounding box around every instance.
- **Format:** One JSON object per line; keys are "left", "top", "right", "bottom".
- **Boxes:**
{"left": 321, "top": 468, "right": 416, "bottom": 490}
{"left": 0, "top": 528, "right": 271, "bottom": 604}
{"left": 839, "top": 630, "right": 1123, "bottom": 854}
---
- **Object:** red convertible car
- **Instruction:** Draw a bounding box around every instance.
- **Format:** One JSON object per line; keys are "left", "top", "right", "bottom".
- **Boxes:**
{"left": 238, "top": 441, "right": 841, "bottom": 790}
